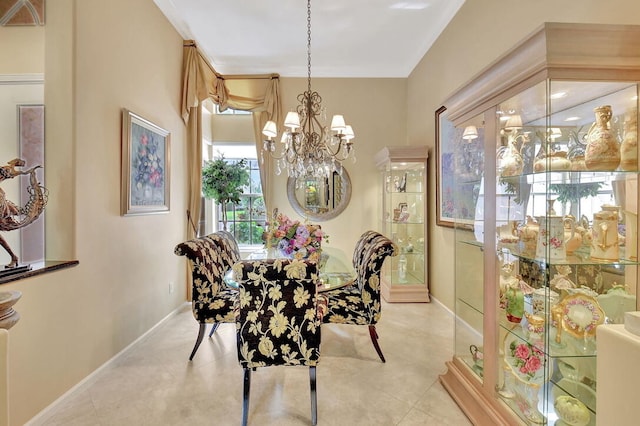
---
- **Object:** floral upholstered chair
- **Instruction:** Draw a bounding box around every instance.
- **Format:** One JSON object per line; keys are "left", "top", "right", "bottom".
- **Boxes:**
{"left": 233, "top": 258, "right": 321, "bottom": 426}
{"left": 174, "top": 230, "right": 240, "bottom": 360}
{"left": 320, "top": 230, "right": 398, "bottom": 362}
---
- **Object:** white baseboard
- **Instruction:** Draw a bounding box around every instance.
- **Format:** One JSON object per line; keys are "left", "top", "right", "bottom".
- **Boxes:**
{"left": 24, "top": 302, "right": 190, "bottom": 425}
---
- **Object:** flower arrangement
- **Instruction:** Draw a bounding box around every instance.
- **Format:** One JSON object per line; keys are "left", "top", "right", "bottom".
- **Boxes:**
{"left": 265, "top": 211, "right": 327, "bottom": 261}
{"left": 509, "top": 339, "right": 544, "bottom": 379}
{"left": 133, "top": 131, "right": 164, "bottom": 191}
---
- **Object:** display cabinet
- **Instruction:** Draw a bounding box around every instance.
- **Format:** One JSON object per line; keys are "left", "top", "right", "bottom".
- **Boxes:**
{"left": 440, "top": 23, "right": 640, "bottom": 425}
{"left": 374, "top": 146, "right": 429, "bottom": 302}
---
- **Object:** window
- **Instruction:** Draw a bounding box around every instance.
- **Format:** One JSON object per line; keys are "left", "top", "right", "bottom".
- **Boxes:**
{"left": 218, "top": 158, "right": 265, "bottom": 245}
{"left": 214, "top": 105, "right": 251, "bottom": 115}
{"left": 209, "top": 145, "right": 265, "bottom": 246}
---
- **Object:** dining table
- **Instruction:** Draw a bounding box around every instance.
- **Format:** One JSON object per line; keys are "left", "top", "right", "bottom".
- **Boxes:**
{"left": 225, "top": 246, "right": 356, "bottom": 293}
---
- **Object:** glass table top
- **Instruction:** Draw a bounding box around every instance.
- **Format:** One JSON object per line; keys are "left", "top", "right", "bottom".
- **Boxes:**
{"left": 225, "top": 247, "right": 356, "bottom": 293}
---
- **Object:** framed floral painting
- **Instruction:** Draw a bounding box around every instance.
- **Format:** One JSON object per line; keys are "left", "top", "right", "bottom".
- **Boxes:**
{"left": 436, "top": 105, "right": 455, "bottom": 227}
{"left": 121, "top": 109, "right": 170, "bottom": 215}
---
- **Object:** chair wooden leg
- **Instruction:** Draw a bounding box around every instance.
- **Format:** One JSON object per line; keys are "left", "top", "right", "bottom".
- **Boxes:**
{"left": 208, "top": 322, "right": 220, "bottom": 338}
{"left": 310, "top": 366, "right": 317, "bottom": 426}
{"left": 189, "top": 323, "right": 206, "bottom": 361}
{"left": 242, "top": 368, "right": 251, "bottom": 426}
{"left": 368, "top": 325, "right": 386, "bottom": 363}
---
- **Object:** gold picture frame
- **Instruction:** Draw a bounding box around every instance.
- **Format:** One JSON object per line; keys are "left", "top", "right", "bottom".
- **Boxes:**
{"left": 121, "top": 109, "right": 170, "bottom": 216}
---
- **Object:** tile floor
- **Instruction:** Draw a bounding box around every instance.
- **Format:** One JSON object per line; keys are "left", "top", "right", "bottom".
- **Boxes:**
{"left": 30, "top": 300, "right": 471, "bottom": 425}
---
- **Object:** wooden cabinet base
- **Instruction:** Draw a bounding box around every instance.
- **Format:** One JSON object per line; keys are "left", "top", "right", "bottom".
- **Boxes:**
{"left": 381, "top": 281, "right": 429, "bottom": 302}
{"left": 439, "top": 358, "right": 523, "bottom": 426}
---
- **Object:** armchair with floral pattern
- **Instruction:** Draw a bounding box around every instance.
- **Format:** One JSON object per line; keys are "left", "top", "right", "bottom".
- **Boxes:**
{"left": 233, "top": 258, "right": 321, "bottom": 426}
{"left": 319, "top": 230, "right": 398, "bottom": 362}
{"left": 174, "top": 230, "right": 240, "bottom": 360}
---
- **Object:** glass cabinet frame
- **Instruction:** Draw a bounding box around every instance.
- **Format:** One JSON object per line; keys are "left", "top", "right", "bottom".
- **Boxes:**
{"left": 440, "top": 23, "right": 640, "bottom": 425}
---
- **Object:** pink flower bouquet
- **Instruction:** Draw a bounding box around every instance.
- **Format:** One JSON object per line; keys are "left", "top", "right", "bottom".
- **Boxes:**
{"left": 265, "top": 212, "right": 327, "bottom": 262}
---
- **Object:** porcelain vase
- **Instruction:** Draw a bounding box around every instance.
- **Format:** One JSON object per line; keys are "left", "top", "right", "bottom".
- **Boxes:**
{"left": 591, "top": 205, "right": 620, "bottom": 261}
{"left": 620, "top": 109, "right": 638, "bottom": 171}
{"left": 585, "top": 105, "right": 620, "bottom": 171}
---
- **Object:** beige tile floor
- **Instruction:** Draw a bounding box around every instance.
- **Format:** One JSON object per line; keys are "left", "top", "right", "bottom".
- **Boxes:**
{"left": 31, "top": 300, "right": 471, "bottom": 426}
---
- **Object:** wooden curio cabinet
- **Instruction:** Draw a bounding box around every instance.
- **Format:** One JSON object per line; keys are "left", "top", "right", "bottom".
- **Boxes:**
{"left": 440, "top": 23, "right": 640, "bottom": 425}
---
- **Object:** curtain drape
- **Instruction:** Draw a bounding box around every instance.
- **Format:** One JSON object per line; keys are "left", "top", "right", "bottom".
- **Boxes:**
{"left": 181, "top": 40, "right": 282, "bottom": 238}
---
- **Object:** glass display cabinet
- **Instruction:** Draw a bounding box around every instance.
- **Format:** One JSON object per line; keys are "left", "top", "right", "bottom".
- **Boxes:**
{"left": 375, "top": 146, "right": 429, "bottom": 302}
{"left": 440, "top": 23, "right": 640, "bottom": 425}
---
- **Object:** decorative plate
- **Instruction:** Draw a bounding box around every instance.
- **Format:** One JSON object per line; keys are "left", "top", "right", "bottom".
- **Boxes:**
{"left": 559, "top": 293, "right": 604, "bottom": 338}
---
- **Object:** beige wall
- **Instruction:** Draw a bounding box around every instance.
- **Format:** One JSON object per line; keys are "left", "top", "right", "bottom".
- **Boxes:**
{"left": 0, "top": 26, "right": 44, "bottom": 74}
{"left": 407, "top": 0, "right": 640, "bottom": 310}
{"left": 271, "top": 77, "right": 407, "bottom": 257}
{"left": 2, "top": 0, "right": 188, "bottom": 424}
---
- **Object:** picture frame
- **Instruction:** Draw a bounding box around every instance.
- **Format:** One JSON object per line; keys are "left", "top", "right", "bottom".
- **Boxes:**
{"left": 435, "top": 106, "right": 483, "bottom": 229}
{"left": 435, "top": 105, "right": 455, "bottom": 227}
{"left": 121, "top": 109, "right": 170, "bottom": 216}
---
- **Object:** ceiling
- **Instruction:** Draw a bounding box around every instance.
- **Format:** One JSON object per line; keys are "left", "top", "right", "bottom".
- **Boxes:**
{"left": 153, "top": 0, "right": 464, "bottom": 78}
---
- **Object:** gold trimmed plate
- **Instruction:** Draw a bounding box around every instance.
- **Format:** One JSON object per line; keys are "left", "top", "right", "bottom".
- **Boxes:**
{"left": 559, "top": 293, "right": 605, "bottom": 338}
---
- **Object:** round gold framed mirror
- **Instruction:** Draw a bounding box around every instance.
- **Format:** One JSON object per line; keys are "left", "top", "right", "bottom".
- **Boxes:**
{"left": 286, "top": 168, "right": 352, "bottom": 221}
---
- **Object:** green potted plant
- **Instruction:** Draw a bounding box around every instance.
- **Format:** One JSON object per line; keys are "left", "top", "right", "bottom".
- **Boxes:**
{"left": 202, "top": 156, "right": 250, "bottom": 231}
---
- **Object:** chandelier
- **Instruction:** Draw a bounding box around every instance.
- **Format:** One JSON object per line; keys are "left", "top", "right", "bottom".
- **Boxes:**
{"left": 261, "top": 0, "right": 356, "bottom": 179}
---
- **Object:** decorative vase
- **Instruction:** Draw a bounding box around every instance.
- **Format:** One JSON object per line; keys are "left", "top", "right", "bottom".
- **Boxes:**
{"left": 498, "top": 135, "right": 524, "bottom": 177}
{"left": 536, "top": 215, "right": 575, "bottom": 261}
{"left": 564, "top": 215, "right": 582, "bottom": 255}
{"left": 518, "top": 216, "right": 539, "bottom": 255}
{"left": 532, "top": 287, "right": 560, "bottom": 316}
{"left": 524, "top": 312, "right": 545, "bottom": 345}
{"left": 585, "top": 105, "right": 621, "bottom": 171}
{"left": 591, "top": 205, "right": 620, "bottom": 261}
{"left": 620, "top": 109, "right": 638, "bottom": 171}
{"left": 505, "top": 285, "right": 524, "bottom": 323}
{"left": 499, "top": 262, "right": 519, "bottom": 310}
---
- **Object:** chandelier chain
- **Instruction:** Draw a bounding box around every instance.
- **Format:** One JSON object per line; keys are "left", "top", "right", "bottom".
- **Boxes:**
{"left": 307, "top": 0, "right": 312, "bottom": 94}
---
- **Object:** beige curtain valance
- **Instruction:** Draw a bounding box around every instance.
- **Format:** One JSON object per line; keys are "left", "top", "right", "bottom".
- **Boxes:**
{"left": 181, "top": 41, "right": 282, "bottom": 124}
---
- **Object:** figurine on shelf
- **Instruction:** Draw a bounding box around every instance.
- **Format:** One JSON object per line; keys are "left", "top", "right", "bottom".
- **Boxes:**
{"left": 397, "top": 203, "right": 410, "bottom": 222}
{"left": 550, "top": 265, "right": 576, "bottom": 295}
{"left": 394, "top": 173, "right": 407, "bottom": 192}
{"left": 502, "top": 263, "right": 535, "bottom": 323}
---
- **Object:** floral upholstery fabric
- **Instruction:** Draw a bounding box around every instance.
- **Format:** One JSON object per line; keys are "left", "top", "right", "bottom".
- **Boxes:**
{"left": 321, "top": 231, "right": 398, "bottom": 325}
{"left": 174, "top": 230, "right": 240, "bottom": 324}
{"left": 233, "top": 258, "right": 321, "bottom": 369}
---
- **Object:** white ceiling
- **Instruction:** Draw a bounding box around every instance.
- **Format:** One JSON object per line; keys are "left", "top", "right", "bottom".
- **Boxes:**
{"left": 154, "top": 0, "right": 464, "bottom": 78}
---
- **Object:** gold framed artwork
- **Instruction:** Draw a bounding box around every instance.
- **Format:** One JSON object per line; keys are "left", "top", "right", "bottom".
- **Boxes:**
{"left": 121, "top": 109, "right": 170, "bottom": 216}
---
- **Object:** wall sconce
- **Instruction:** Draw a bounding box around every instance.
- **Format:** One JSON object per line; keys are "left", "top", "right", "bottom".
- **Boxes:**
{"left": 504, "top": 114, "right": 523, "bottom": 131}
{"left": 462, "top": 126, "right": 479, "bottom": 141}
